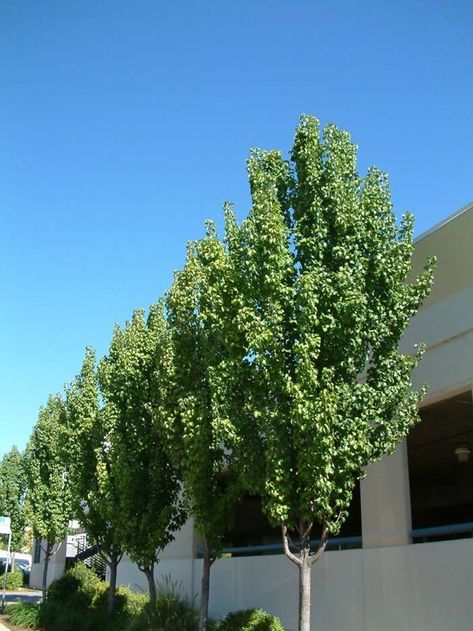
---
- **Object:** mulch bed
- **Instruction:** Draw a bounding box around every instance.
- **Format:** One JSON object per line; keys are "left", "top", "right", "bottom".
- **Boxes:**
{"left": 0, "top": 612, "right": 26, "bottom": 631}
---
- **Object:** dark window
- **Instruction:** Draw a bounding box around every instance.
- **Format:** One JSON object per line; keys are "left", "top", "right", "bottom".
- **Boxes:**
{"left": 221, "top": 484, "right": 361, "bottom": 556}
{"left": 408, "top": 391, "right": 473, "bottom": 542}
{"left": 33, "top": 539, "right": 42, "bottom": 564}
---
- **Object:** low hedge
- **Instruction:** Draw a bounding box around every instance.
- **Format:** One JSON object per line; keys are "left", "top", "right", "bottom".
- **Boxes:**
{"left": 219, "top": 608, "right": 285, "bottom": 631}
{"left": 4, "top": 567, "right": 24, "bottom": 590}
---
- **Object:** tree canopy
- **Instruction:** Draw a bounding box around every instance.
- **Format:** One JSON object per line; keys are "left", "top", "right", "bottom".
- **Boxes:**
{"left": 99, "top": 305, "right": 186, "bottom": 611}
{"left": 24, "top": 394, "right": 72, "bottom": 599}
{"left": 224, "top": 114, "right": 434, "bottom": 630}
{"left": 0, "top": 446, "right": 26, "bottom": 554}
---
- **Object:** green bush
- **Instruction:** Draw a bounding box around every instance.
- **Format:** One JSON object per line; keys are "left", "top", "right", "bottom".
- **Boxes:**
{"left": 4, "top": 567, "right": 24, "bottom": 590}
{"left": 48, "top": 561, "right": 101, "bottom": 603}
{"left": 41, "top": 563, "right": 150, "bottom": 631}
{"left": 124, "top": 575, "right": 219, "bottom": 631}
{"left": 42, "top": 562, "right": 113, "bottom": 631}
{"left": 7, "top": 602, "right": 41, "bottom": 628}
{"left": 91, "top": 581, "right": 147, "bottom": 617}
{"left": 219, "top": 608, "right": 285, "bottom": 631}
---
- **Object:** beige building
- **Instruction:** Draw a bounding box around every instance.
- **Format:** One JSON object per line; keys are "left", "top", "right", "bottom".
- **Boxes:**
{"left": 31, "top": 202, "right": 473, "bottom": 630}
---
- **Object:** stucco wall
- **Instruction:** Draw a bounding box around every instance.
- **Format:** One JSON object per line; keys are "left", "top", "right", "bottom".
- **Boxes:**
{"left": 199, "top": 538, "right": 472, "bottom": 631}
{"left": 30, "top": 541, "right": 66, "bottom": 590}
{"left": 401, "top": 286, "right": 473, "bottom": 401}
{"left": 114, "top": 517, "right": 196, "bottom": 596}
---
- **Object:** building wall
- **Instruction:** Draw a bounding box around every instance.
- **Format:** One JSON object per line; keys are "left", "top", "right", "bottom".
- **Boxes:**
{"left": 202, "top": 539, "right": 473, "bottom": 631}
{"left": 113, "top": 517, "right": 196, "bottom": 596}
{"left": 30, "top": 541, "right": 67, "bottom": 590}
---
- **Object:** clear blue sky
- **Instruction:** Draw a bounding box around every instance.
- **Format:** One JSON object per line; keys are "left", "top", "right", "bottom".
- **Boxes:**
{"left": 1, "top": 0, "right": 472, "bottom": 458}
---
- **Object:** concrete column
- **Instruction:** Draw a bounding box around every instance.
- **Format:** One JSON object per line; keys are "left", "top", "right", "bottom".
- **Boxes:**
{"left": 360, "top": 440, "right": 412, "bottom": 547}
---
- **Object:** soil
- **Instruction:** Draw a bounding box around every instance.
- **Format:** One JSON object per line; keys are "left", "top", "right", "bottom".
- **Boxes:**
{"left": 0, "top": 612, "right": 26, "bottom": 631}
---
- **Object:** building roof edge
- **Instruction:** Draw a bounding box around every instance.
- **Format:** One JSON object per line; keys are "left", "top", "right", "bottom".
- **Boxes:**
{"left": 414, "top": 200, "right": 473, "bottom": 244}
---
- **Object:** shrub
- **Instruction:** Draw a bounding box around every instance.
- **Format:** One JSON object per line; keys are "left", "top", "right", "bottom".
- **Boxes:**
{"left": 7, "top": 602, "right": 41, "bottom": 628}
{"left": 48, "top": 561, "right": 101, "bottom": 606}
{"left": 91, "top": 581, "right": 147, "bottom": 617}
{"left": 5, "top": 567, "right": 24, "bottom": 590}
{"left": 124, "top": 575, "right": 220, "bottom": 631}
{"left": 219, "top": 608, "right": 285, "bottom": 631}
{"left": 48, "top": 563, "right": 101, "bottom": 602}
{"left": 42, "top": 562, "right": 112, "bottom": 631}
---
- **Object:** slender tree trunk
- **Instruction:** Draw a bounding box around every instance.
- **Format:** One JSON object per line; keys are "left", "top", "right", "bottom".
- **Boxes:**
{"left": 10, "top": 552, "right": 16, "bottom": 572}
{"left": 143, "top": 564, "right": 156, "bottom": 617}
{"left": 107, "top": 553, "right": 119, "bottom": 615}
{"left": 199, "top": 538, "right": 215, "bottom": 631}
{"left": 281, "top": 522, "right": 329, "bottom": 631}
{"left": 41, "top": 541, "right": 52, "bottom": 601}
{"left": 298, "top": 553, "right": 311, "bottom": 631}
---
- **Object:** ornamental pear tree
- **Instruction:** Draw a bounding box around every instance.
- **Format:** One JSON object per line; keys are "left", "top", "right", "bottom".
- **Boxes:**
{"left": 99, "top": 306, "right": 186, "bottom": 613}
{"left": 63, "top": 348, "right": 124, "bottom": 615}
{"left": 224, "top": 115, "right": 434, "bottom": 631}
{"left": 24, "top": 394, "right": 72, "bottom": 600}
{"left": 0, "top": 447, "right": 27, "bottom": 566}
{"left": 165, "top": 228, "right": 242, "bottom": 631}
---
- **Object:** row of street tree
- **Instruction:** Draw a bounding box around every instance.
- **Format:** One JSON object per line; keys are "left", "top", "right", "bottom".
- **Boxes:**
{"left": 1, "top": 115, "right": 434, "bottom": 631}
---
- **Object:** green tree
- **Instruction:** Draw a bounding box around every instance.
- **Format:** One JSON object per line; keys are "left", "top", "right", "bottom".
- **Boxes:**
{"left": 99, "top": 306, "right": 186, "bottom": 614}
{"left": 165, "top": 229, "right": 242, "bottom": 631}
{"left": 225, "top": 115, "right": 434, "bottom": 631}
{"left": 24, "top": 395, "right": 72, "bottom": 600}
{"left": 63, "top": 348, "right": 124, "bottom": 614}
{"left": 0, "top": 447, "right": 27, "bottom": 566}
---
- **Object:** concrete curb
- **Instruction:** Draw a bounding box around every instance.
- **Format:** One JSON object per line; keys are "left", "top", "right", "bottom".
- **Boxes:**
{"left": 0, "top": 622, "right": 10, "bottom": 631}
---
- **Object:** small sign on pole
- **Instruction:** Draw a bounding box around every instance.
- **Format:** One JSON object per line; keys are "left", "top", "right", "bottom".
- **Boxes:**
{"left": 0, "top": 517, "right": 11, "bottom": 535}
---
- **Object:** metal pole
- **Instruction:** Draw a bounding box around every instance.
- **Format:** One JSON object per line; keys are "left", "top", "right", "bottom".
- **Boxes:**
{"left": 1, "top": 532, "right": 11, "bottom": 612}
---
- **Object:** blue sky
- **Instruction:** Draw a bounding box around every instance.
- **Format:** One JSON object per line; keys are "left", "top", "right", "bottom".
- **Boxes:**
{"left": 1, "top": 0, "right": 472, "bottom": 458}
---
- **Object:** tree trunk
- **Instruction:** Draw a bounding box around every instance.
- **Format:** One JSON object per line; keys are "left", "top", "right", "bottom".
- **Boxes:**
{"left": 107, "top": 553, "right": 118, "bottom": 615}
{"left": 10, "top": 552, "right": 16, "bottom": 572}
{"left": 281, "top": 522, "right": 329, "bottom": 631}
{"left": 298, "top": 554, "right": 311, "bottom": 631}
{"left": 199, "top": 538, "right": 214, "bottom": 631}
{"left": 144, "top": 564, "right": 156, "bottom": 617}
{"left": 41, "top": 541, "right": 52, "bottom": 601}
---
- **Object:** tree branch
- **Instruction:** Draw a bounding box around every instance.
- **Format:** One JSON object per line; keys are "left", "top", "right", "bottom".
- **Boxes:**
{"left": 309, "top": 523, "right": 329, "bottom": 566}
{"left": 282, "top": 524, "right": 301, "bottom": 567}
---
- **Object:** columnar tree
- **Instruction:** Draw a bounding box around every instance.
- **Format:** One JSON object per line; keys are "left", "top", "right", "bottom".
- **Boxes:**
{"left": 99, "top": 306, "right": 186, "bottom": 613}
{"left": 24, "top": 395, "right": 72, "bottom": 600}
{"left": 64, "top": 348, "right": 124, "bottom": 614}
{"left": 225, "top": 115, "right": 434, "bottom": 631}
{"left": 165, "top": 228, "right": 242, "bottom": 631}
{"left": 0, "top": 447, "right": 27, "bottom": 567}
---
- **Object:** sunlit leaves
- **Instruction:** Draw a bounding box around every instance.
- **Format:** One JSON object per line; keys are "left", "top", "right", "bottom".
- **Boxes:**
{"left": 228, "top": 114, "right": 434, "bottom": 534}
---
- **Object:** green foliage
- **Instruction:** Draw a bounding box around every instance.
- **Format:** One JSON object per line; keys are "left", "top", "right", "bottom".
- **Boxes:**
{"left": 226, "top": 114, "right": 434, "bottom": 534}
{"left": 47, "top": 562, "right": 101, "bottom": 605}
{"left": 99, "top": 306, "right": 186, "bottom": 574}
{"left": 4, "top": 567, "right": 24, "bottom": 590}
{"left": 35, "top": 566, "right": 212, "bottom": 631}
{"left": 7, "top": 602, "right": 41, "bottom": 628}
{"left": 23, "top": 395, "right": 72, "bottom": 550}
{"left": 0, "top": 446, "right": 27, "bottom": 552}
{"left": 219, "top": 608, "right": 285, "bottom": 631}
{"left": 63, "top": 348, "right": 123, "bottom": 571}
{"left": 165, "top": 227, "right": 242, "bottom": 551}
{"left": 125, "top": 577, "right": 217, "bottom": 631}
{"left": 41, "top": 564, "right": 146, "bottom": 631}
{"left": 91, "top": 581, "right": 147, "bottom": 616}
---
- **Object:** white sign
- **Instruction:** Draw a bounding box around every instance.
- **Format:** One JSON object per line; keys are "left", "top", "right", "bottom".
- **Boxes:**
{"left": 0, "top": 517, "right": 11, "bottom": 535}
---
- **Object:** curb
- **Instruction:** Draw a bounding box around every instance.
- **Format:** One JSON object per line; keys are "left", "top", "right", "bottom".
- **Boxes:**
{"left": 0, "top": 623, "right": 10, "bottom": 631}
